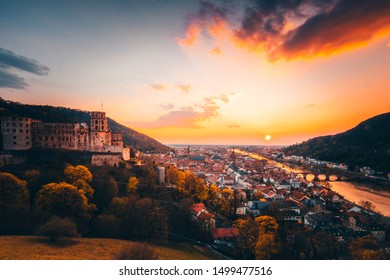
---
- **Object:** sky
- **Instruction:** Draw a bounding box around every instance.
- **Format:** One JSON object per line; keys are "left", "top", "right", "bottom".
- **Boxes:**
{"left": 1, "top": 0, "right": 390, "bottom": 145}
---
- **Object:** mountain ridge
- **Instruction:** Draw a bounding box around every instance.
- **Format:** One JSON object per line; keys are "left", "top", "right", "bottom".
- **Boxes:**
{"left": 283, "top": 112, "right": 390, "bottom": 173}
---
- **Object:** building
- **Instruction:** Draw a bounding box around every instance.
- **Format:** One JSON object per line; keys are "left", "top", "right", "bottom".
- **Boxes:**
{"left": 0, "top": 116, "right": 33, "bottom": 150}
{"left": 157, "top": 166, "right": 165, "bottom": 185}
{"left": 0, "top": 111, "right": 122, "bottom": 153}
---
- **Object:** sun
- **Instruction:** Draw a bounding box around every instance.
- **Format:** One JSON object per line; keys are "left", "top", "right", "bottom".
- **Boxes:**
{"left": 265, "top": 134, "right": 272, "bottom": 141}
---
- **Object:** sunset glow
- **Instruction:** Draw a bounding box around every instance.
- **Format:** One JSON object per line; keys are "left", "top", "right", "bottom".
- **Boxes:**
{"left": 1, "top": 0, "right": 390, "bottom": 145}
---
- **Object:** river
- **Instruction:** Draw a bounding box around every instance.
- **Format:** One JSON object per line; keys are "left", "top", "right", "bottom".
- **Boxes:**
{"left": 236, "top": 149, "right": 390, "bottom": 216}
{"left": 330, "top": 181, "right": 390, "bottom": 216}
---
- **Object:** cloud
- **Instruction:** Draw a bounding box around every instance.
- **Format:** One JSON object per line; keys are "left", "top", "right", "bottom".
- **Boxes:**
{"left": 176, "top": 1, "right": 228, "bottom": 47}
{"left": 210, "top": 47, "right": 223, "bottom": 55}
{"left": 176, "top": 23, "right": 202, "bottom": 47}
{"left": 130, "top": 93, "right": 235, "bottom": 129}
{"left": 179, "top": 0, "right": 390, "bottom": 61}
{"left": 175, "top": 83, "right": 192, "bottom": 93}
{"left": 129, "top": 105, "right": 218, "bottom": 129}
{"left": 0, "top": 67, "right": 27, "bottom": 89}
{"left": 0, "top": 47, "right": 49, "bottom": 89}
{"left": 228, "top": 123, "right": 240, "bottom": 128}
{"left": 159, "top": 103, "right": 175, "bottom": 110}
{"left": 151, "top": 83, "right": 165, "bottom": 90}
{"left": 387, "top": 42, "right": 390, "bottom": 48}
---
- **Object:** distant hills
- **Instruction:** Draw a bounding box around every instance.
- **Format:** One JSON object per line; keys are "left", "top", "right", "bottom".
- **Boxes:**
{"left": 283, "top": 113, "right": 390, "bottom": 173}
{"left": 0, "top": 98, "right": 170, "bottom": 153}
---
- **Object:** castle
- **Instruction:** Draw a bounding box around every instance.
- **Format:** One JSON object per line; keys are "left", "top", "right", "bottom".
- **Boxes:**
{"left": 0, "top": 111, "right": 130, "bottom": 166}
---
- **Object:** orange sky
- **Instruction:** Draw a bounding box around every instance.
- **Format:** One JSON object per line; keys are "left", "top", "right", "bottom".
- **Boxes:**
{"left": 1, "top": 0, "right": 390, "bottom": 145}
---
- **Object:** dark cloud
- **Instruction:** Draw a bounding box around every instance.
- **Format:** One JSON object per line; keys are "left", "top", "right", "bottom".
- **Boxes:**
{"left": 183, "top": 0, "right": 390, "bottom": 60}
{"left": 0, "top": 47, "right": 49, "bottom": 89}
{"left": 0, "top": 67, "right": 27, "bottom": 89}
{"left": 279, "top": 0, "right": 390, "bottom": 59}
{"left": 190, "top": 1, "right": 227, "bottom": 24}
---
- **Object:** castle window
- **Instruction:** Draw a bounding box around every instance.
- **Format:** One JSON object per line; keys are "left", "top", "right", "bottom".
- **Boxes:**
{"left": 13, "top": 129, "right": 16, "bottom": 133}
{"left": 95, "top": 126, "right": 98, "bottom": 130}
{"left": 13, "top": 136, "right": 16, "bottom": 139}
{"left": 26, "top": 136, "right": 29, "bottom": 140}
{"left": 26, "top": 124, "right": 29, "bottom": 128}
{"left": 13, "top": 142, "right": 17, "bottom": 145}
{"left": 101, "top": 126, "right": 104, "bottom": 130}
{"left": 6, "top": 129, "right": 9, "bottom": 132}
{"left": 95, "top": 120, "right": 98, "bottom": 124}
{"left": 26, "top": 142, "right": 29, "bottom": 145}
{"left": 45, "top": 136, "right": 48, "bottom": 141}
{"left": 51, "top": 137, "right": 54, "bottom": 141}
{"left": 101, "top": 120, "right": 104, "bottom": 124}
{"left": 26, "top": 129, "right": 29, "bottom": 133}
{"left": 19, "top": 123, "right": 23, "bottom": 127}
{"left": 19, "top": 129, "right": 23, "bottom": 132}
{"left": 39, "top": 137, "right": 42, "bottom": 141}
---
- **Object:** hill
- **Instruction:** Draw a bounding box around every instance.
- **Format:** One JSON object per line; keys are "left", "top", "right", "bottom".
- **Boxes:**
{"left": 0, "top": 98, "right": 170, "bottom": 153}
{"left": 0, "top": 236, "right": 217, "bottom": 260}
{"left": 283, "top": 112, "right": 390, "bottom": 173}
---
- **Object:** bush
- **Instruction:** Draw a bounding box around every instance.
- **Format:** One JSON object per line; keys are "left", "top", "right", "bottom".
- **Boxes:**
{"left": 36, "top": 216, "right": 79, "bottom": 242}
{"left": 115, "top": 243, "right": 159, "bottom": 260}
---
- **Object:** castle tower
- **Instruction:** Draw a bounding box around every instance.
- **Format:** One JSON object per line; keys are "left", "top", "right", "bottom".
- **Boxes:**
{"left": 89, "top": 111, "right": 111, "bottom": 151}
{"left": 90, "top": 111, "right": 109, "bottom": 132}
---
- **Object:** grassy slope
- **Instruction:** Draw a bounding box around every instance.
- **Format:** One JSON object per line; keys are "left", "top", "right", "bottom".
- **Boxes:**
{"left": 0, "top": 236, "right": 215, "bottom": 260}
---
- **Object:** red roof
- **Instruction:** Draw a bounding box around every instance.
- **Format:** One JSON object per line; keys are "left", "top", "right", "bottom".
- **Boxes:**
{"left": 192, "top": 203, "right": 206, "bottom": 213}
{"left": 211, "top": 228, "right": 239, "bottom": 239}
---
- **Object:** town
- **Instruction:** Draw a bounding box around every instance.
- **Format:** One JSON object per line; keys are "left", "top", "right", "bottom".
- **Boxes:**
{"left": 0, "top": 111, "right": 389, "bottom": 260}
{"left": 148, "top": 144, "right": 389, "bottom": 259}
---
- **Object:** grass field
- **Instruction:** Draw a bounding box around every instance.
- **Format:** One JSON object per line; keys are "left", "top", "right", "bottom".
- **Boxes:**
{"left": 0, "top": 236, "right": 218, "bottom": 260}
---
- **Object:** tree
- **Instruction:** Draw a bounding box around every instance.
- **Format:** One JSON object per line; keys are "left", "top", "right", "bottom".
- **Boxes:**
{"left": 106, "top": 196, "right": 168, "bottom": 241}
{"left": 166, "top": 166, "right": 185, "bottom": 187}
{"left": 194, "top": 177, "right": 208, "bottom": 202}
{"left": 0, "top": 172, "right": 30, "bottom": 234}
{"left": 92, "top": 175, "right": 119, "bottom": 212}
{"left": 64, "top": 165, "right": 94, "bottom": 200}
{"left": 234, "top": 217, "right": 259, "bottom": 259}
{"left": 127, "top": 177, "right": 139, "bottom": 195}
{"left": 255, "top": 215, "right": 281, "bottom": 260}
{"left": 116, "top": 243, "right": 159, "bottom": 260}
{"left": 358, "top": 200, "right": 376, "bottom": 211}
{"left": 348, "top": 234, "right": 387, "bottom": 260}
{"left": 93, "top": 214, "right": 122, "bottom": 238}
{"left": 36, "top": 216, "right": 79, "bottom": 242}
{"left": 34, "top": 182, "right": 95, "bottom": 226}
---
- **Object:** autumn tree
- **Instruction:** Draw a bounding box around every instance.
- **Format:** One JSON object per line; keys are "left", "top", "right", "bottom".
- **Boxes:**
{"left": 348, "top": 234, "right": 388, "bottom": 260}
{"left": 255, "top": 215, "right": 281, "bottom": 260}
{"left": 234, "top": 217, "right": 259, "bottom": 259}
{"left": 0, "top": 172, "right": 30, "bottom": 234}
{"left": 166, "top": 166, "right": 185, "bottom": 188}
{"left": 64, "top": 165, "right": 94, "bottom": 200}
{"left": 234, "top": 215, "right": 281, "bottom": 259}
{"left": 127, "top": 176, "right": 139, "bottom": 195}
{"left": 34, "top": 182, "right": 95, "bottom": 227}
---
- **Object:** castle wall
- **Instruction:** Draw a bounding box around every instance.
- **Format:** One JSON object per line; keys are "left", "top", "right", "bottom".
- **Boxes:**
{"left": 0, "top": 116, "right": 33, "bottom": 150}
{"left": 1, "top": 111, "right": 124, "bottom": 155}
